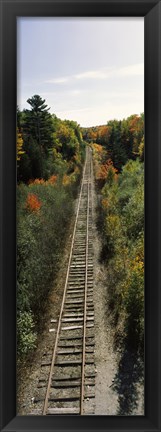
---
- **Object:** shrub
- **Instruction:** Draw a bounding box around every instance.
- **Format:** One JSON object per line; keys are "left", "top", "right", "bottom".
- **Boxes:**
{"left": 47, "top": 174, "right": 57, "bottom": 185}
{"left": 124, "top": 257, "right": 144, "bottom": 350}
{"left": 17, "top": 181, "right": 75, "bottom": 357}
{"left": 99, "top": 157, "right": 144, "bottom": 354}
{"left": 122, "top": 183, "right": 144, "bottom": 240}
{"left": 105, "top": 214, "right": 121, "bottom": 252}
{"left": 117, "top": 159, "right": 143, "bottom": 209}
{"left": 17, "top": 311, "right": 37, "bottom": 357}
{"left": 25, "top": 193, "right": 42, "bottom": 212}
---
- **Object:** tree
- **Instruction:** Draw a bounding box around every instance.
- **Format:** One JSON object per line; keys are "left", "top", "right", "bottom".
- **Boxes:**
{"left": 17, "top": 106, "right": 22, "bottom": 130}
{"left": 139, "top": 136, "right": 144, "bottom": 162}
{"left": 55, "top": 123, "right": 79, "bottom": 161}
{"left": 106, "top": 120, "right": 127, "bottom": 171}
{"left": 17, "top": 128, "right": 25, "bottom": 162}
{"left": 96, "top": 125, "right": 109, "bottom": 146}
{"left": 17, "top": 98, "right": 85, "bottom": 183}
{"left": 25, "top": 95, "right": 54, "bottom": 150}
{"left": 23, "top": 95, "right": 54, "bottom": 176}
{"left": 129, "top": 114, "right": 144, "bottom": 156}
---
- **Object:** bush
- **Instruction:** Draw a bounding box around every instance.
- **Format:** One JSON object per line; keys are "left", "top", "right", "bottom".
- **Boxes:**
{"left": 17, "top": 311, "right": 37, "bottom": 356}
{"left": 105, "top": 214, "right": 121, "bottom": 254}
{"left": 99, "top": 158, "right": 144, "bottom": 354}
{"left": 124, "top": 259, "right": 144, "bottom": 350}
{"left": 17, "top": 181, "right": 75, "bottom": 358}
{"left": 122, "top": 183, "right": 144, "bottom": 240}
{"left": 117, "top": 159, "right": 143, "bottom": 209}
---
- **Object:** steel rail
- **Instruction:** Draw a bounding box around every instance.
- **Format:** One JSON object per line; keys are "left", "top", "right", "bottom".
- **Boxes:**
{"left": 80, "top": 180, "right": 89, "bottom": 415}
{"left": 89, "top": 148, "right": 93, "bottom": 222}
{"left": 42, "top": 150, "right": 88, "bottom": 415}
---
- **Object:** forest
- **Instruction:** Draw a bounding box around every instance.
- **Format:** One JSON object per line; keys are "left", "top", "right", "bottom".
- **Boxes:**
{"left": 17, "top": 95, "right": 144, "bottom": 362}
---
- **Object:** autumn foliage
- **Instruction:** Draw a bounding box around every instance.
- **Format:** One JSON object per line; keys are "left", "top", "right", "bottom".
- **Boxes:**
{"left": 25, "top": 193, "right": 42, "bottom": 212}
{"left": 17, "top": 181, "right": 74, "bottom": 358}
{"left": 17, "top": 128, "right": 25, "bottom": 162}
{"left": 17, "top": 99, "right": 84, "bottom": 358}
{"left": 96, "top": 159, "right": 118, "bottom": 181}
{"left": 99, "top": 158, "right": 144, "bottom": 353}
{"left": 92, "top": 143, "right": 118, "bottom": 187}
{"left": 28, "top": 178, "right": 45, "bottom": 186}
{"left": 82, "top": 113, "right": 144, "bottom": 171}
{"left": 91, "top": 113, "right": 144, "bottom": 354}
{"left": 17, "top": 95, "right": 85, "bottom": 183}
{"left": 47, "top": 175, "right": 57, "bottom": 185}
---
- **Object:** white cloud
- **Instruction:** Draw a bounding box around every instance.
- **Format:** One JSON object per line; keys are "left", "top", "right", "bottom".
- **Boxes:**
{"left": 76, "top": 63, "right": 144, "bottom": 80}
{"left": 75, "top": 70, "right": 108, "bottom": 80}
{"left": 44, "top": 63, "right": 144, "bottom": 87}
{"left": 44, "top": 71, "right": 106, "bottom": 84}
{"left": 56, "top": 107, "right": 90, "bottom": 115}
{"left": 45, "top": 77, "right": 69, "bottom": 84}
{"left": 118, "top": 63, "right": 144, "bottom": 77}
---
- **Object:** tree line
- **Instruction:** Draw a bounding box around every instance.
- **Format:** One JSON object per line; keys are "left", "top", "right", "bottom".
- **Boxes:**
{"left": 17, "top": 94, "right": 85, "bottom": 183}
{"left": 82, "top": 113, "right": 144, "bottom": 171}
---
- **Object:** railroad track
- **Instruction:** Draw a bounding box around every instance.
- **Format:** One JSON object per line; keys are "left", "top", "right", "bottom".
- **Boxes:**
{"left": 31, "top": 146, "right": 95, "bottom": 416}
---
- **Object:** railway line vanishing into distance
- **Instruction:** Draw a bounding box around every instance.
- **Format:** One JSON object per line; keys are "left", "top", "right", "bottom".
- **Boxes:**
{"left": 31, "top": 146, "right": 96, "bottom": 416}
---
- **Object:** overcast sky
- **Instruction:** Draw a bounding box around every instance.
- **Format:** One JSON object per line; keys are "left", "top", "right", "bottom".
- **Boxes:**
{"left": 17, "top": 18, "right": 144, "bottom": 127}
